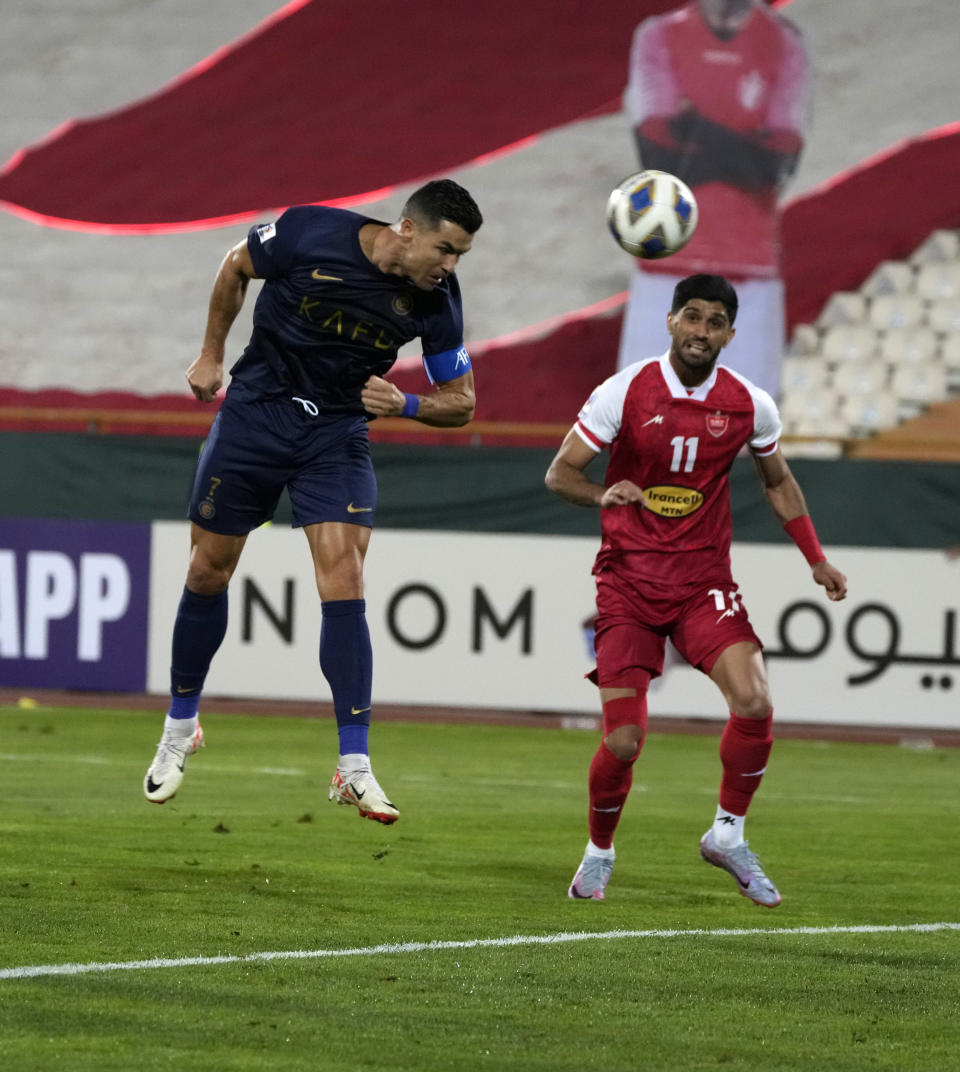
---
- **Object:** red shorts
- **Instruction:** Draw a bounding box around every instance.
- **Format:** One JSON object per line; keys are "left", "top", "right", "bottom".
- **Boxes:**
{"left": 591, "top": 568, "right": 762, "bottom": 687}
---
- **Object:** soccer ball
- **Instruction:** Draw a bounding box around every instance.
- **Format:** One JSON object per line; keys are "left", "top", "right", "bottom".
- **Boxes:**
{"left": 605, "top": 170, "right": 698, "bottom": 259}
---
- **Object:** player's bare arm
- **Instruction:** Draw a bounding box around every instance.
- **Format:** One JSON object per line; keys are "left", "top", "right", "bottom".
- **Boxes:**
{"left": 186, "top": 240, "right": 259, "bottom": 402}
{"left": 754, "top": 448, "right": 848, "bottom": 602}
{"left": 360, "top": 370, "right": 476, "bottom": 427}
{"left": 545, "top": 429, "right": 649, "bottom": 509}
{"left": 753, "top": 446, "right": 808, "bottom": 522}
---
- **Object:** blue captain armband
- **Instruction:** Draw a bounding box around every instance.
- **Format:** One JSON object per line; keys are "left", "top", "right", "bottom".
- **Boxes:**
{"left": 423, "top": 346, "right": 472, "bottom": 384}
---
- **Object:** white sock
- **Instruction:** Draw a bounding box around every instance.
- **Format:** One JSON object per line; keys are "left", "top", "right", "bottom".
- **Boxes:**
{"left": 338, "top": 752, "right": 370, "bottom": 773}
{"left": 586, "top": 840, "right": 615, "bottom": 860}
{"left": 711, "top": 807, "right": 745, "bottom": 848}
{"left": 164, "top": 714, "right": 197, "bottom": 738}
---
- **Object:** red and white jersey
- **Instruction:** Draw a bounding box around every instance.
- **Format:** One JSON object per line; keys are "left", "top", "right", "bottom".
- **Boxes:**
{"left": 575, "top": 353, "right": 781, "bottom": 586}
{"left": 625, "top": 1, "right": 810, "bottom": 277}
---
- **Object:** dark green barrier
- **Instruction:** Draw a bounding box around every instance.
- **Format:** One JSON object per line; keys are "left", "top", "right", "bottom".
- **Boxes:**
{"left": 2, "top": 432, "right": 958, "bottom": 548}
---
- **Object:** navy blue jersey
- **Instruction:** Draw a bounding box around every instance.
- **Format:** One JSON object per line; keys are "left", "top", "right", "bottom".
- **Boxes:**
{"left": 227, "top": 206, "right": 466, "bottom": 413}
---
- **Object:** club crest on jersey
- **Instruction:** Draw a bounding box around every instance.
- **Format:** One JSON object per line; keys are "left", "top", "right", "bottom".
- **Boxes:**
{"left": 392, "top": 293, "right": 414, "bottom": 316}
{"left": 706, "top": 411, "right": 729, "bottom": 437}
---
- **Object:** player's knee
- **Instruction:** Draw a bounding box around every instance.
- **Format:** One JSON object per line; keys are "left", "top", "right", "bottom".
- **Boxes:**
{"left": 603, "top": 724, "right": 644, "bottom": 762}
{"left": 186, "top": 557, "right": 233, "bottom": 594}
{"left": 316, "top": 561, "right": 364, "bottom": 601}
{"left": 728, "top": 685, "right": 772, "bottom": 721}
{"left": 601, "top": 688, "right": 649, "bottom": 762}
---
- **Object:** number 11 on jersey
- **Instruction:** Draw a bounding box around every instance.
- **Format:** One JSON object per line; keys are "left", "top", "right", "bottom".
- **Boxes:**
{"left": 670, "top": 435, "right": 698, "bottom": 473}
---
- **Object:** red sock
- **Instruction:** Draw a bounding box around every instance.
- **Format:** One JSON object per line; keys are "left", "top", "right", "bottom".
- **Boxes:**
{"left": 719, "top": 710, "right": 773, "bottom": 815}
{"left": 587, "top": 742, "right": 635, "bottom": 849}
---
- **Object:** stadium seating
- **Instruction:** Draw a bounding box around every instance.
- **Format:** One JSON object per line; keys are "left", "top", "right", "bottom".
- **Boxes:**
{"left": 915, "top": 261, "right": 960, "bottom": 303}
{"left": 891, "top": 362, "right": 949, "bottom": 412}
{"left": 838, "top": 391, "right": 900, "bottom": 435}
{"left": 878, "top": 327, "right": 939, "bottom": 366}
{"left": 820, "top": 324, "right": 877, "bottom": 364}
{"left": 817, "top": 291, "right": 868, "bottom": 327}
{"left": 831, "top": 360, "right": 889, "bottom": 397}
{"left": 867, "top": 293, "right": 926, "bottom": 333}
{"left": 780, "top": 227, "right": 960, "bottom": 453}
{"left": 779, "top": 389, "right": 850, "bottom": 440}
{"left": 860, "top": 260, "right": 916, "bottom": 298}
{"left": 780, "top": 355, "right": 830, "bottom": 394}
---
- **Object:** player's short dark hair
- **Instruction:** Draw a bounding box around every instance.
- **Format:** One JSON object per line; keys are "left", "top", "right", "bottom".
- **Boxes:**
{"left": 672, "top": 274, "right": 739, "bottom": 325}
{"left": 402, "top": 180, "right": 483, "bottom": 235}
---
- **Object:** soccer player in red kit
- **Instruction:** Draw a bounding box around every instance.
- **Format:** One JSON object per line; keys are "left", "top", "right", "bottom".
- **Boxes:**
{"left": 545, "top": 274, "right": 846, "bottom": 906}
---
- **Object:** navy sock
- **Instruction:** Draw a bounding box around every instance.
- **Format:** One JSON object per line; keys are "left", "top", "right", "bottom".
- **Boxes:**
{"left": 319, "top": 599, "right": 372, "bottom": 756}
{"left": 168, "top": 586, "right": 228, "bottom": 718}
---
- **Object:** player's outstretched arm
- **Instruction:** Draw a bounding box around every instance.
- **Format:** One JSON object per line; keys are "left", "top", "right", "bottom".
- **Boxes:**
{"left": 361, "top": 370, "right": 475, "bottom": 427}
{"left": 754, "top": 447, "right": 848, "bottom": 602}
{"left": 186, "top": 240, "right": 258, "bottom": 402}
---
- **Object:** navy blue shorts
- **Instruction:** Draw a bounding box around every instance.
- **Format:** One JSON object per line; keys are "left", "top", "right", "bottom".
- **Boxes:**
{"left": 188, "top": 396, "right": 377, "bottom": 535}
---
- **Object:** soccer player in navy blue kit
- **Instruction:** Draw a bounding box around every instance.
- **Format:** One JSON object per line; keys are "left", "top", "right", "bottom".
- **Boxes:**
{"left": 143, "top": 180, "right": 483, "bottom": 823}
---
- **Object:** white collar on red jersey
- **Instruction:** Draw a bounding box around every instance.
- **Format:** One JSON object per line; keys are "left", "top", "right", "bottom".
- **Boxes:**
{"left": 659, "top": 351, "right": 719, "bottom": 401}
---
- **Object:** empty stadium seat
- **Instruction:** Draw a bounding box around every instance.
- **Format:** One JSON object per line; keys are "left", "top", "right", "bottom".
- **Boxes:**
{"left": 839, "top": 392, "right": 900, "bottom": 435}
{"left": 783, "top": 412, "right": 852, "bottom": 439}
{"left": 860, "top": 260, "right": 916, "bottom": 298}
{"left": 891, "top": 362, "right": 949, "bottom": 407}
{"left": 910, "top": 229, "right": 960, "bottom": 265}
{"left": 926, "top": 301, "right": 960, "bottom": 334}
{"left": 780, "top": 355, "right": 830, "bottom": 394}
{"left": 779, "top": 388, "right": 843, "bottom": 432}
{"left": 915, "top": 261, "right": 960, "bottom": 303}
{"left": 939, "top": 332, "right": 960, "bottom": 367}
{"left": 817, "top": 291, "right": 868, "bottom": 327}
{"left": 939, "top": 334, "right": 960, "bottom": 389}
{"left": 821, "top": 324, "right": 878, "bottom": 363}
{"left": 786, "top": 324, "right": 822, "bottom": 357}
{"left": 831, "top": 360, "right": 889, "bottom": 397}
{"left": 867, "top": 294, "right": 926, "bottom": 332}
{"left": 878, "top": 326, "right": 939, "bottom": 365}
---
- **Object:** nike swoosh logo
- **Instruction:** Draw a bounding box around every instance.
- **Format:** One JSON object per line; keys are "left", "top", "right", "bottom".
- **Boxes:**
{"left": 346, "top": 503, "right": 372, "bottom": 513}
{"left": 351, "top": 705, "right": 371, "bottom": 716}
{"left": 354, "top": 786, "right": 366, "bottom": 800}
{"left": 145, "top": 777, "right": 163, "bottom": 794}
{"left": 175, "top": 687, "right": 194, "bottom": 694}
{"left": 311, "top": 269, "right": 343, "bottom": 281}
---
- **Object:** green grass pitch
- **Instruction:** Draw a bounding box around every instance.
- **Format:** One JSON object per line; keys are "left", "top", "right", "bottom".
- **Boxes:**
{"left": 1, "top": 702, "right": 958, "bottom": 1071}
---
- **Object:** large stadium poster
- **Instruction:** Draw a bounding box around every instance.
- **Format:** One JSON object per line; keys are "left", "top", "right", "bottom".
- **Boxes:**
{"left": 147, "top": 523, "right": 958, "bottom": 731}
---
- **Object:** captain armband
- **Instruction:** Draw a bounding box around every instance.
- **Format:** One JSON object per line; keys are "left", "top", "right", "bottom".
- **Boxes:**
{"left": 784, "top": 515, "right": 826, "bottom": 566}
{"left": 423, "top": 346, "right": 471, "bottom": 385}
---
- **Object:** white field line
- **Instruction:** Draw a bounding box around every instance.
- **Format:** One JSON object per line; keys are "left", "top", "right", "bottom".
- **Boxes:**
{"left": 0, "top": 753, "right": 309, "bottom": 777}
{"left": 2, "top": 923, "right": 957, "bottom": 982}
{"left": 0, "top": 753, "right": 581, "bottom": 789}
{"left": 0, "top": 755, "right": 888, "bottom": 803}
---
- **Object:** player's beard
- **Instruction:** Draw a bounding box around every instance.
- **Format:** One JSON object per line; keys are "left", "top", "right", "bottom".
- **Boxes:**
{"left": 674, "top": 338, "right": 721, "bottom": 377}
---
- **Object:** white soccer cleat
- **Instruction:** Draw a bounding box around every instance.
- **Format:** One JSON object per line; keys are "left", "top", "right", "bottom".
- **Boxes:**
{"left": 699, "top": 829, "right": 782, "bottom": 907}
{"left": 568, "top": 853, "right": 615, "bottom": 900}
{"left": 143, "top": 723, "right": 205, "bottom": 804}
{"left": 328, "top": 766, "right": 399, "bottom": 824}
